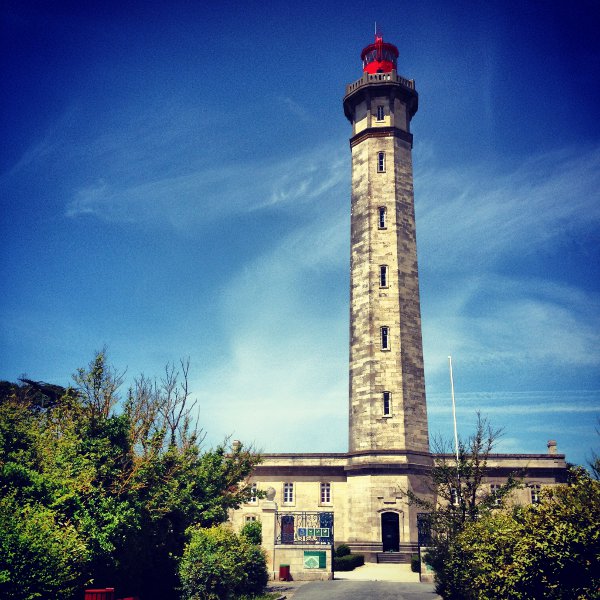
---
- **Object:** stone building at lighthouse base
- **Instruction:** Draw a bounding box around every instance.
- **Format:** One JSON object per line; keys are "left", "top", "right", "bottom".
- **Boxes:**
{"left": 229, "top": 444, "right": 566, "bottom": 580}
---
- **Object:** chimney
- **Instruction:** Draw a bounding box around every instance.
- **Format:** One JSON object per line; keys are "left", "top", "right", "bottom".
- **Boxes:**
{"left": 547, "top": 440, "right": 557, "bottom": 455}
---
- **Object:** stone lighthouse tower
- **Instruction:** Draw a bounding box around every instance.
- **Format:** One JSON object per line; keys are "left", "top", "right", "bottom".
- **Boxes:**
{"left": 344, "top": 35, "right": 429, "bottom": 457}
{"left": 342, "top": 35, "right": 431, "bottom": 550}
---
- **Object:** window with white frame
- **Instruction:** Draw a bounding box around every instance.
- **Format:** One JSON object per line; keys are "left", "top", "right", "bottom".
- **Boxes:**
{"left": 379, "top": 265, "right": 388, "bottom": 288}
{"left": 377, "top": 151, "right": 386, "bottom": 172}
{"left": 249, "top": 482, "right": 258, "bottom": 504}
{"left": 383, "top": 391, "right": 391, "bottom": 416}
{"left": 320, "top": 482, "right": 331, "bottom": 504}
{"left": 378, "top": 206, "right": 387, "bottom": 229}
{"left": 283, "top": 482, "right": 294, "bottom": 504}
{"left": 380, "top": 326, "right": 390, "bottom": 350}
{"left": 376, "top": 105, "right": 385, "bottom": 121}
{"left": 245, "top": 515, "right": 257, "bottom": 522}
{"left": 530, "top": 483, "right": 541, "bottom": 504}
{"left": 490, "top": 483, "right": 502, "bottom": 507}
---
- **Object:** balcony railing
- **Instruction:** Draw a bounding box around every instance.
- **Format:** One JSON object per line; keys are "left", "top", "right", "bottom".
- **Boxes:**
{"left": 345, "top": 71, "right": 415, "bottom": 96}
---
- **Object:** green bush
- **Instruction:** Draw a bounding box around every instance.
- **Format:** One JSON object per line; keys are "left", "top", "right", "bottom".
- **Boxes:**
{"left": 335, "top": 543, "right": 351, "bottom": 557}
{"left": 240, "top": 520, "right": 262, "bottom": 546}
{"left": 410, "top": 553, "right": 420, "bottom": 573}
{"left": 333, "top": 554, "right": 364, "bottom": 571}
{"left": 0, "top": 497, "right": 89, "bottom": 600}
{"left": 179, "top": 524, "right": 268, "bottom": 600}
{"left": 432, "top": 467, "right": 600, "bottom": 600}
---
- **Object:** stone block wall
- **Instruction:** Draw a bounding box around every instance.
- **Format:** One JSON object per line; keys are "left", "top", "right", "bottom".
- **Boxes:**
{"left": 348, "top": 122, "right": 428, "bottom": 454}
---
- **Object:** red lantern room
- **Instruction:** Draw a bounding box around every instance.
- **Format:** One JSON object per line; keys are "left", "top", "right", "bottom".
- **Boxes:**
{"left": 361, "top": 35, "right": 399, "bottom": 74}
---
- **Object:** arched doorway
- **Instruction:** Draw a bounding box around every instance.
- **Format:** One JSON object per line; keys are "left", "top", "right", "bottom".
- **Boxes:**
{"left": 381, "top": 511, "right": 400, "bottom": 552}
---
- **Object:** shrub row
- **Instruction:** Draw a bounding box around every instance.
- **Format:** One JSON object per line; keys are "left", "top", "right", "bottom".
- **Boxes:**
{"left": 334, "top": 543, "right": 351, "bottom": 558}
{"left": 410, "top": 553, "right": 420, "bottom": 573}
{"left": 333, "top": 554, "right": 364, "bottom": 571}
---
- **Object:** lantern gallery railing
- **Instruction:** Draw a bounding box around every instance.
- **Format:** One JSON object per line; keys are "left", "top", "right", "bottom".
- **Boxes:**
{"left": 275, "top": 511, "right": 334, "bottom": 546}
{"left": 345, "top": 71, "right": 416, "bottom": 96}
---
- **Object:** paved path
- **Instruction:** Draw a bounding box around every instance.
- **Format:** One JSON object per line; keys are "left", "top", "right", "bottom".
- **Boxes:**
{"left": 267, "top": 564, "right": 440, "bottom": 599}
{"left": 334, "top": 562, "right": 421, "bottom": 582}
{"left": 291, "top": 580, "right": 442, "bottom": 600}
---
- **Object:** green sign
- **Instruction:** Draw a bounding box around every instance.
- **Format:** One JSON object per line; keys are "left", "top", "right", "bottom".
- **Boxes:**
{"left": 303, "top": 551, "right": 326, "bottom": 569}
{"left": 297, "top": 527, "right": 330, "bottom": 538}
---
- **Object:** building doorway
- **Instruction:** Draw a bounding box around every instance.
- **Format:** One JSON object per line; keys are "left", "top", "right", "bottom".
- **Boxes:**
{"left": 381, "top": 512, "right": 400, "bottom": 552}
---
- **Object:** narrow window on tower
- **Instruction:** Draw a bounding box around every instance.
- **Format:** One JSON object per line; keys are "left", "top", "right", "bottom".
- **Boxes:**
{"left": 383, "top": 391, "right": 391, "bottom": 416}
{"left": 380, "top": 326, "right": 390, "bottom": 350}
{"left": 376, "top": 105, "right": 385, "bottom": 121}
{"left": 378, "top": 206, "right": 387, "bottom": 229}
{"left": 379, "top": 265, "right": 388, "bottom": 288}
{"left": 377, "top": 151, "right": 386, "bottom": 172}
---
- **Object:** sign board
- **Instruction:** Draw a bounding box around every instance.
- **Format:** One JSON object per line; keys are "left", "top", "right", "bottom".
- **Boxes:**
{"left": 304, "top": 551, "right": 326, "bottom": 569}
{"left": 297, "top": 527, "right": 330, "bottom": 538}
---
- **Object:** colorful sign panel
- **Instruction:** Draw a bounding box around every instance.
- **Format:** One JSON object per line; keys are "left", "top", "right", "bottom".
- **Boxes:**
{"left": 297, "top": 527, "right": 330, "bottom": 538}
{"left": 304, "top": 551, "right": 326, "bottom": 569}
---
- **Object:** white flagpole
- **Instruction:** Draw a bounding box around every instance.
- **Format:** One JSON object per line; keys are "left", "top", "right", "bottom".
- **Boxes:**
{"left": 448, "top": 356, "right": 459, "bottom": 465}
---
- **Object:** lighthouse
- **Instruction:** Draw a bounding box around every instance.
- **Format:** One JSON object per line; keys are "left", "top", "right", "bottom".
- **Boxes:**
{"left": 341, "top": 34, "right": 432, "bottom": 552}
{"left": 343, "top": 36, "right": 430, "bottom": 458}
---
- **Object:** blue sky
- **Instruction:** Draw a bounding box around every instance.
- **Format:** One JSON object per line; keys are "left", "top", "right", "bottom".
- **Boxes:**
{"left": 1, "top": 1, "right": 599, "bottom": 467}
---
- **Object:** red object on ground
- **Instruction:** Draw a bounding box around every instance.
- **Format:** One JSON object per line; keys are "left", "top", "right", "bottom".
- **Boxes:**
{"left": 279, "top": 564, "right": 291, "bottom": 581}
{"left": 84, "top": 589, "right": 115, "bottom": 600}
{"left": 361, "top": 35, "right": 399, "bottom": 73}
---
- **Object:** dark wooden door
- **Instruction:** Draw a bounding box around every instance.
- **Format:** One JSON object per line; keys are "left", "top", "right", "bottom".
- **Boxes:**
{"left": 381, "top": 512, "right": 400, "bottom": 552}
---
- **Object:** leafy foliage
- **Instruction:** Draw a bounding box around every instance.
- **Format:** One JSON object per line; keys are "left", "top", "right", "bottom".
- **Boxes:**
{"left": 0, "top": 352, "right": 261, "bottom": 600}
{"left": 178, "top": 524, "right": 268, "bottom": 600}
{"left": 241, "top": 520, "right": 263, "bottom": 546}
{"left": 335, "top": 543, "right": 351, "bottom": 557}
{"left": 333, "top": 553, "right": 364, "bottom": 571}
{"left": 0, "top": 496, "right": 89, "bottom": 600}
{"left": 410, "top": 553, "right": 420, "bottom": 573}
{"left": 444, "top": 467, "right": 600, "bottom": 600}
{"left": 407, "top": 414, "right": 520, "bottom": 597}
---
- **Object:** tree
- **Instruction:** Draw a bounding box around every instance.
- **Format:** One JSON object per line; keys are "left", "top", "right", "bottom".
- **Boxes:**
{"left": 408, "top": 414, "right": 520, "bottom": 598}
{"left": 0, "top": 351, "right": 262, "bottom": 600}
{"left": 72, "top": 347, "right": 125, "bottom": 419}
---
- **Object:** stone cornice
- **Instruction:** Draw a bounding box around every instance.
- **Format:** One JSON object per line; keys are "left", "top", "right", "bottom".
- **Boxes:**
{"left": 350, "top": 126, "right": 413, "bottom": 148}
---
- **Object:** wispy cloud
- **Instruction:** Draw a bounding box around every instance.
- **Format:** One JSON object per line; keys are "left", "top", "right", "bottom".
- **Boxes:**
{"left": 422, "top": 274, "right": 600, "bottom": 378}
{"left": 417, "top": 146, "right": 600, "bottom": 380}
{"left": 193, "top": 209, "right": 349, "bottom": 451}
{"left": 278, "top": 96, "right": 313, "bottom": 122}
{"left": 66, "top": 143, "right": 348, "bottom": 229}
{"left": 426, "top": 388, "right": 599, "bottom": 458}
{"left": 415, "top": 145, "right": 600, "bottom": 270}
